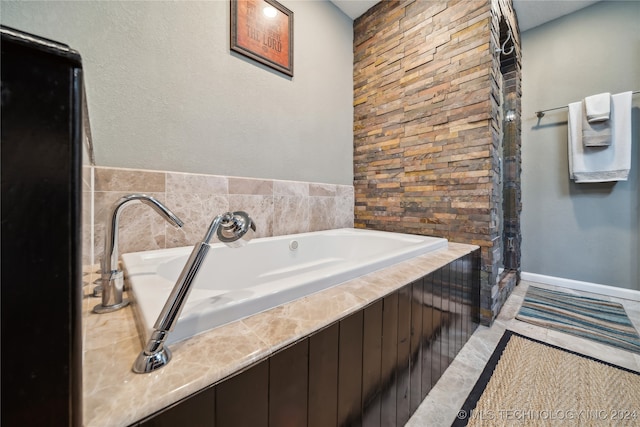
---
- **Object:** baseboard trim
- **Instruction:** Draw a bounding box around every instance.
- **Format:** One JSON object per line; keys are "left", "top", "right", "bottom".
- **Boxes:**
{"left": 521, "top": 272, "right": 640, "bottom": 302}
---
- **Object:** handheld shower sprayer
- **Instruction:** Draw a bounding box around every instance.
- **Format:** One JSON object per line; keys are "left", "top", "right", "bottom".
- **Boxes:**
{"left": 133, "top": 211, "right": 255, "bottom": 374}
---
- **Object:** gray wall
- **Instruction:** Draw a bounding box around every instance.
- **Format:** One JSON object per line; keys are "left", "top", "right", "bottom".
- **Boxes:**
{"left": 521, "top": 1, "right": 640, "bottom": 290}
{"left": 1, "top": 0, "right": 354, "bottom": 185}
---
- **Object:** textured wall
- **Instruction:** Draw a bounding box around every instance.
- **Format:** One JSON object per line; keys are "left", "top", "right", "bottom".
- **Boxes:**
{"left": 353, "top": 0, "right": 520, "bottom": 324}
{"left": 521, "top": 1, "right": 640, "bottom": 290}
{"left": 354, "top": 1, "right": 494, "bottom": 244}
{"left": 2, "top": 1, "right": 354, "bottom": 185}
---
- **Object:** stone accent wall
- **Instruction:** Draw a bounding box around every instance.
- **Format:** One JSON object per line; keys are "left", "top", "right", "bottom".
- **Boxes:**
{"left": 83, "top": 166, "right": 354, "bottom": 266}
{"left": 353, "top": 0, "right": 521, "bottom": 325}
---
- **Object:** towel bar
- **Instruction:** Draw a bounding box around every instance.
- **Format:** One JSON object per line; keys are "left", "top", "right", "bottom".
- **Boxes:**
{"left": 535, "top": 90, "right": 639, "bottom": 118}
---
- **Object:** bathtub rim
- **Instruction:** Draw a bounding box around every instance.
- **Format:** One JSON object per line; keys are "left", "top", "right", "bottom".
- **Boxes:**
{"left": 123, "top": 227, "right": 448, "bottom": 345}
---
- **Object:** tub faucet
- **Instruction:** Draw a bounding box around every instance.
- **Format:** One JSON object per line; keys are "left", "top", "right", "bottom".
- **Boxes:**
{"left": 133, "top": 211, "right": 255, "bottom": 373}
{"left": 93, "top": 194, "right": 184, "bottom": 314}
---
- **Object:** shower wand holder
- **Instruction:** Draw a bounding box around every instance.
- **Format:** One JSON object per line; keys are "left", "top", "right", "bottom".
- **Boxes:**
{"left": 495, "top": 29, "right": 514, "bottom": 56}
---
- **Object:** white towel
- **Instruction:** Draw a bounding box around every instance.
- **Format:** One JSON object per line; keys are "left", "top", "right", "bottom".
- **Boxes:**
{"left": 581, "top": 102, "right": 611, "bottom": 147}
{"left": 583, "top": 92, "right": 611, "bottom": 122}
{"left": 568, "top": 91, "right": 632, "bottom": 183}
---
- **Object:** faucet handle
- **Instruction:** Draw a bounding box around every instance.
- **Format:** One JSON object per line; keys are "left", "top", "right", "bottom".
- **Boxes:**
{"left": 217, "top": 211, "right": 256, "bottom": 248}
{"left": 92, "top": 284, "right": 102, "bottom": 297}
{"left": 93, "top": 270, "right": 129, "bottom": 313}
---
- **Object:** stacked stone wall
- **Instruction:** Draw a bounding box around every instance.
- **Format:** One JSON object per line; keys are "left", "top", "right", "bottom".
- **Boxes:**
{"left": 354, "top": 0, "right": 521, "bottom": 324}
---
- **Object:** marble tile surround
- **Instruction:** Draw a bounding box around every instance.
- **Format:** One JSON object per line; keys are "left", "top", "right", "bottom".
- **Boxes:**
{"left": 83, "top": 166, "right": 354, "bottom": 265}
{"left": 406, "top": 280, "right": 640, "bottom": 426}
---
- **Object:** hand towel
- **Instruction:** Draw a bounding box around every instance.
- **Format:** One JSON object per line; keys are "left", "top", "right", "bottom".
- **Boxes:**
{"left": 583, "top": 92, "right": 611, "bottom": 122}
{"left": 581, "top": 102, "right": 611, "bottom": 147}
{"left": 568, "top": 91, "right": 632, "bottom": 183}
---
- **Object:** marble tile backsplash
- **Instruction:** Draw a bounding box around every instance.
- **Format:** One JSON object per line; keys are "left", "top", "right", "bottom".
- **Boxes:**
{"left": 83, "top": 166, "right": 354, "bottom": 265}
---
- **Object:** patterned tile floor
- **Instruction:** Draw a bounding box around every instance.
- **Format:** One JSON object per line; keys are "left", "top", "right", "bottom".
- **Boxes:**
{"left": 406, "top": 280, "right": 640, "bottom": 426}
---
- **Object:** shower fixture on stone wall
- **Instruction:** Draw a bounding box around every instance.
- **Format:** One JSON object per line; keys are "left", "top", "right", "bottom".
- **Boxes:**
{"left": 495, "top": 29, "right": 515, "bottom": 56}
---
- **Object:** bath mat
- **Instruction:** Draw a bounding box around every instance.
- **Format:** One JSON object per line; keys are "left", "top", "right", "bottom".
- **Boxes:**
{"left": 452, "top": 331, "right": 640, "bottom": 427}
{"left": 516, "top": 286, "right": 640, "bottom": 354}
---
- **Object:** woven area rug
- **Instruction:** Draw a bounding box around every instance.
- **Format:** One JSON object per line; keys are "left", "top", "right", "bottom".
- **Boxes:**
{"left": 453, "top": 331, "right": 640, "bottom": 427}
{"left": 516, "top": 286, "right": 640, "bottom": 354}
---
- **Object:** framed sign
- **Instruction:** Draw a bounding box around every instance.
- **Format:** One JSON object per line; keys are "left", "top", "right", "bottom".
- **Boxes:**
{"left": 230, "top": 0, "right": 293, "bottom": 77}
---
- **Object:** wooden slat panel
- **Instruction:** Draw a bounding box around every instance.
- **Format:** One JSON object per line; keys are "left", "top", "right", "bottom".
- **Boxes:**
{"left": 448, "top": 259, "right": 456, "bottom": 360}
{"left": 362, "top": 301, "right": 383, "bottom": 427}
{"left": 454, "top": 257, "right": 464, "bottom": 357}
{"left": 409, "top": 279, "right": 424, "bottom": 415}
{"left": 140, "top": 386, "right": 215, "bottom": 427}
{"left": 421, "top": 272, "right": 434, "bottom": 400}
{"left": 463, "top": 254, "right": 473, "bottom": 341}
{"left": 216, "top": 361, "right": 268, "bottom": 427}
{"left": 269, "top": 339, "right": 309, "bottom": 427}
{"left": 430, "top": 268, "right": 443, "bottom": 389}
{"left": 396, "top": 286, "right": 411, "bottom": 426}
{"left": 472, "top": 250, "right": 482, "bottom": 331}
{"left": 380, "top": 292, "right": 398, "bottom": 427}
{"left": 338, "top": 311, "right": 364, "bottom": 427}
{"left": 309, "top": 323, "right": 339, "bottom": 427}
{"left": 440, "top": 263, "right": 451, "bottom": 369}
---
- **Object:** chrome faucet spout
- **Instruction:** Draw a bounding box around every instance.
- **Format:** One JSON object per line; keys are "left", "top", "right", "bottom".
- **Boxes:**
{"left": 133, "top": 211, "right": 255, "bottom": 373}
{"left": 93, "top": 194, "right": 184, "bottom": 314}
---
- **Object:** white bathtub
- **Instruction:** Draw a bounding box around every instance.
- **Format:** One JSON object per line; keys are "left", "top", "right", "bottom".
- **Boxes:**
{"left": 122, "top": 228, "right": 447, "bottom": 345}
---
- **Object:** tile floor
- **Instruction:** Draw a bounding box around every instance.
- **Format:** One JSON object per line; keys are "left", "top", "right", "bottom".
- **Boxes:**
{"left": 406, "top": 280, "right": 640, "bottom": 426}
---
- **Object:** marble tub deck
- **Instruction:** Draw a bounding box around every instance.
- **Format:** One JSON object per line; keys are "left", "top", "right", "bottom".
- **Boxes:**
{"left": 82, "top": 242, "right": 478, "bottom": 426}
{"left": 406, "top": 280, "right": 640, "bottom": 426}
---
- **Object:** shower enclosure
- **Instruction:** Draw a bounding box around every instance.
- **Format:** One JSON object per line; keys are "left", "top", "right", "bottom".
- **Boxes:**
{"left": 494, "top": 18, "right": 522, "bottom": 306}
